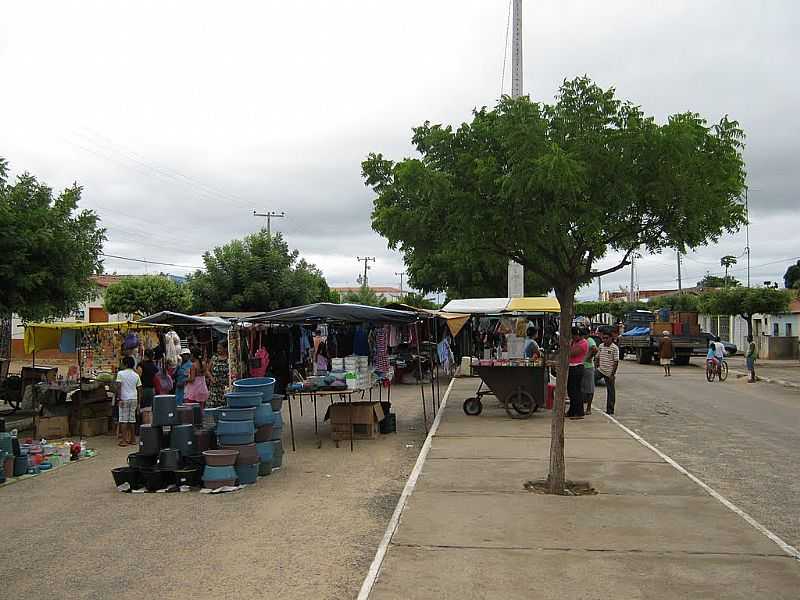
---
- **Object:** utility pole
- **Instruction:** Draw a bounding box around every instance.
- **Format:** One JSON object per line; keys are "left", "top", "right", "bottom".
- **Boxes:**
{"left": 253, "top": 210, "right": 285, "bottom": 238}
{"left": 507, "top": 0, "right": 525, "bottom": 298}
{"left": 629, "top": 254, "right": 635, "bottom": 303}
{"left": 357, "top": 256, "right": 375, "bottom": 288}
{"left": 745, "top": 188, "right": 751, "bottom": 287}
{"left": 597, "top": 276, "right": 602, "bottom": 301}
{"left": 395, "top": 271, "right": 405, "bottom": 295}
{"left": 677, "top": 251, "right": 683, "bottom": 293}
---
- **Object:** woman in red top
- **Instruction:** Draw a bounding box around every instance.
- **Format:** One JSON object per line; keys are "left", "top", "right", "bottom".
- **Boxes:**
{"left": 567, "top": 326, "right": 588, "bottom": 419}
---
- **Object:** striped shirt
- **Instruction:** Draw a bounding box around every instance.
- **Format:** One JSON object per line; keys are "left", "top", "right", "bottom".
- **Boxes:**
{"left": 597, "top": 343, "right": 619, "bottom": 376}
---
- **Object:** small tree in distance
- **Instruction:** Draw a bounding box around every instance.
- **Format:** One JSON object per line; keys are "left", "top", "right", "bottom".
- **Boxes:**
{"left": 364, "top": 77, "right": 747, "bottom": 494}
{"left": 698, "top": 287, "right": 791, "bottom": 340}
{"left": 104, "top": 275, "right": 193, "bottom": 317}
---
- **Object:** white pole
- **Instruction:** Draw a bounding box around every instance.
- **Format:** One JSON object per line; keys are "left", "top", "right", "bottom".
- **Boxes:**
{"left": 507, "top": 0, "right": 525, "bottom": 298}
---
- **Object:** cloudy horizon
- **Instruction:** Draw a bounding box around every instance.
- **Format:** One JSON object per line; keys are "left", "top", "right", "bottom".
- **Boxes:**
{"left": 2, "top": 0, "right": 798, "bottom": 300}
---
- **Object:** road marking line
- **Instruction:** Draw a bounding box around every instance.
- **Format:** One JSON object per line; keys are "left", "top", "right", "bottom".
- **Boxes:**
{"left": 601, "top": 411, "right": 800, "bottom": 561}
{"left": 357, "top": 377, "right": 455, "bottom": 600}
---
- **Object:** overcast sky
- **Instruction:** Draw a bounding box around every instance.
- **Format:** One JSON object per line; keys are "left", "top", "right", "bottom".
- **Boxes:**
{"left": 2, "top": 1, "right": 798, "bottom": 300}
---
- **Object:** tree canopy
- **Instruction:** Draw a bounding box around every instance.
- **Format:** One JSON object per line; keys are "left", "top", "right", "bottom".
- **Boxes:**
{"left": 188, "top": 231, "right": 334, "bottom": 312}
{"left": 104, "top": 275, "right": 193, "bottom": 316}
{"left": 0, "top": 158, "right": 106, "bottom": 322}
{"left": 648, "top": 293, "right": 701, "bottom": 312}
{"left": 363, "top": 77, "right": 747, "bottom": 494}
{"left": 783, "top": 260, "right": 800, "bottom": 289}
{"left": 698, "top": 287, "right": 791, "bottom": 338}
{"left": 341, "top": 285, "right": 385, "bottom": 307}
{"left": 697, "top": 273, "right": 741, "bottom": 289}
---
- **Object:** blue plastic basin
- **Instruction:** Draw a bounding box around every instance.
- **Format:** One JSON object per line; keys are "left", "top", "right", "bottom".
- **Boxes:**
{"left": 203, "top": 465, "right": 237, "bottom": 481}
{"left": 233, "top": 377, "right": 275, "bottom": 405}
{"left": 218, "top": 407, "right": 256, "bottom": 421}
{"left": 217, "top": 432, "right": 255, "bottom": 446}
{"left": 224, "top": 392, "right": 263, "bottom": 408}
{"left": 256, "top": 441, "right": 274, "bottom": 463}
{"left": 254, "top": 404, "right": 274, "bottom": 427}
{"left": 235, "top": 463, "right": 259, "bottom": 485}
{"left": 216, "top": 420, "right": 255, "bottom": 436}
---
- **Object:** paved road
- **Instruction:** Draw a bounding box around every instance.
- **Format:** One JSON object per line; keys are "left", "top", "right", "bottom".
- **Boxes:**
{"left": 605, "top": 358, "right": 800, "bottom": 549}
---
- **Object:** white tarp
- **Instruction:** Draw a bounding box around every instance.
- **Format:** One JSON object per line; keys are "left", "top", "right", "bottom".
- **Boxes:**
{"left": 440, "top": 298, "right": 510, "bottom": 314}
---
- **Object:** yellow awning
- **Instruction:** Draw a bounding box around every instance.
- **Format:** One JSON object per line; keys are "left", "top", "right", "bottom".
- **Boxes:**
{"left": 23, "top": 321, "right": 164, "bottom": 353}
{"left": 505, "top": 297, "right": 561, "bottom": 313}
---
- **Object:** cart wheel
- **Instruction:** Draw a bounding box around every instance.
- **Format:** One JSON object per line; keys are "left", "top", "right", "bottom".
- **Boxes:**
{"left": 463, "top": 397, "right": 483, "bottom": 416}
{"left": 505, "top": 390, "right": 536, "bottom": 419}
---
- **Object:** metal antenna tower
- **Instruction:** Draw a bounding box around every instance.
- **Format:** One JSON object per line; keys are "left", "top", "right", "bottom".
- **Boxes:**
{"left": 507, "top": 0, "right": 525, "bottom": 298}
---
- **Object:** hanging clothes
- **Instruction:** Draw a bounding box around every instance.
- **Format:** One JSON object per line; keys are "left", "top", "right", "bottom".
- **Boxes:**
{"left": 353, "top": 326, "right": 369, "bottom": 356}
{"left": 250, "top": 347, "right": 269, "bottom": 378}
{"left": 375, "top": 326, "right": 390, "bottom": 373}
{"left": 164, "top": 330, "right": 181, "bottom": 364}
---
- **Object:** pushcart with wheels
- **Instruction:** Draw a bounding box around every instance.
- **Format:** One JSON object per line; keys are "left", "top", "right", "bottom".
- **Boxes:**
{"left": 463, "top": 365, "right": 547, "bottom": 419}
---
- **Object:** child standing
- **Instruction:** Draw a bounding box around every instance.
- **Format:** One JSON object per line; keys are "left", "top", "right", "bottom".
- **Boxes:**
{"left": 115, "top": 356, "right": 141, "bottom": 446}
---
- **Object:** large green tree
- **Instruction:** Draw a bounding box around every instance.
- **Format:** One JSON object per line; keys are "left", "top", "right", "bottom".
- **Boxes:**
{"left": 698, "top": 287, "right": 791, "bottom": 339}
{"left": 104, "top": 275, "right": 193, "bottom": 316}
{"left": 0, "top": 158, "right": 105, "bottom": 356}
{"left": 648, "top": 293, "right": 701, "bottom": 312}
{"left": 188, "top": 231, "right": 333, "bottom": 312}
{"left": 363, "top": 77, "right": 746, "bottom": 493}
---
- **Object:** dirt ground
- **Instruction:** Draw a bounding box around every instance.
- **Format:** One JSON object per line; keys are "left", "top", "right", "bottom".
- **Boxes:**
{"left": 0, "top": 380, "right": 442, "bottom": 600}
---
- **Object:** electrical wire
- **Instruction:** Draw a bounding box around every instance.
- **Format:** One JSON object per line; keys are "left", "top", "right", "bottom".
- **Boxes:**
{"left": 499, "top": 0, "right": 512, "bottom": 97}
{"left": 100, "top": 253, "right": 202, "bottom": 270}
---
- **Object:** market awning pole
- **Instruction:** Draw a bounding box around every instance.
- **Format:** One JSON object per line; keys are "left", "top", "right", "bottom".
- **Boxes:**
{"left": 415, "top": 322, "right": 428, "bottom": 433}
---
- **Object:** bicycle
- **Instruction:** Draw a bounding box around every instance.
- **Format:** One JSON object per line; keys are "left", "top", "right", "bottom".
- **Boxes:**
{"left": 705, "top": 358, "right": 728, "bottom": 382}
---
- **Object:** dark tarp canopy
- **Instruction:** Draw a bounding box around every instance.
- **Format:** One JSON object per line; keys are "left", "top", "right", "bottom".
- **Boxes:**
{"left": 246, "top": 303, "right": 418, "bottom": 325}
{"left": 137, "top": 311, "right": 232, "bottom": 334}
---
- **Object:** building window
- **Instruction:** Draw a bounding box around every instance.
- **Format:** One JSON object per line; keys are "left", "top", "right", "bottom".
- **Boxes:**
{"left": 787, "top": 323, "right": 793, "bottom": 337}
{"left": 773, "top": 323, "right": 780, "bottom": 337}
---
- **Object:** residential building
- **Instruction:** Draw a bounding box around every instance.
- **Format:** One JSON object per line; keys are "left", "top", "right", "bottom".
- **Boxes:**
{"left": 331, "top": 286, "right": 404, "bottom": 302}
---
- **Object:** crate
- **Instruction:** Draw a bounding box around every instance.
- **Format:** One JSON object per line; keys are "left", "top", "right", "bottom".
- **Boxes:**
{"left": 35, "top": 416, "right": 70, "bottom": 439}
{"left": 79, "top": 417, "right": 109, "bottom": 437}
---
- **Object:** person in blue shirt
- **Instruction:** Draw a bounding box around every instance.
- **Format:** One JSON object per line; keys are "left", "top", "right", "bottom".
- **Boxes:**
{"left": 174, "top": 348, "right": 193, "bottom": 404}
{"left": 523, "top": 327, "right": 540, "bottom": 359}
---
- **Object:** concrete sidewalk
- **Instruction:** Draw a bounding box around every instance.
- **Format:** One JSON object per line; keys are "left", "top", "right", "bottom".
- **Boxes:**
{"left": 366, "top": 378, "right": 800, "bottom": 599}
{"left": 726, "top": 355, "right": 800, "bottom": 389}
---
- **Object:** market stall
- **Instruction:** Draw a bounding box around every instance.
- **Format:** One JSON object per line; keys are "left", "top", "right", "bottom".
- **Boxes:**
{"left": 439, "top": 297, "right": 561, "bottom": 418}
{"left": 241, "top": 303, "right": 424, "bottom": 451}
{"left": 22, "top": 321, "right": 166, "bottom": 437}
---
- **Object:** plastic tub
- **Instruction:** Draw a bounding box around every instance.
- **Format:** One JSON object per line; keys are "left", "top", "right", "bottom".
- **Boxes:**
{"left": 203, "top": 449, "right": 239, "bottom": 466}
{"left": 255, "top": 424, "right": 274, "bottom": 443}
{"left": 170, "top": 425, "right": 197, "bottom": 457}
{"left": 218, "top": 407, "right": 256, "bottom": 422}
{"left": 14, "top": 455, "right": 28, "bottom": 477}
{"left": 272, "top": 412, "right": 283, "bottom": 430}
{"left": 254, "top": 403, "right": 274, "bottom": 427}
{"left": 128, "top": 452, "right": 158, "bottom": 469}
{"left": 203, "top": 465, "right": 237, "bottom": 481}
{"left": 111, "top": 466, "right": 141, "bottom": 488}
{"left": 269, "top": 425, "right": 283, "bottom": 442}
{"left": 203, "top": 478, "right": 236, "bottom": 490}
{"left": 270, "top": 439, "right": 284, "bottom": 469}
{"left": 258, "top": 461, "right": 272, "bottom": 477}
{"left": 235, "top": 463, "right": 259, "bottom": 485}
{"left": 233, "top": 377, "right": 275, "bottom": 406}
{"left": 217, "top": 432, "right": 255, "bottom": 446}
{"left": 175, "top": 466, "right": 202, "bottom": 487}
{"left": 224, "top": 392, "right": 263, "bottom": 409}
{"left": 220, "top": 443, "right": 258, "bottom": 465}
{"left": 217, "top": 420, "right": 255, "bottom": 436}
{"left": 152, "top": 395, "right": 179, "bottom": 426}
{"left": 158, "top": 448, "right": 181, "bottom": 470}
{"left": 256, "top": 441, "right": 274, "bottom": 464}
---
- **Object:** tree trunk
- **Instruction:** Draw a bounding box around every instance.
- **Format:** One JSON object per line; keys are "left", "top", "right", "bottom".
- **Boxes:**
{"left": 547, "top": 285, "right": 575, "bottom": 494}
{"left": 0, "top": 313, "right": 11, "bottom": 362}
{"left": 743, "top": 314, "right": 753, "bottom": 340}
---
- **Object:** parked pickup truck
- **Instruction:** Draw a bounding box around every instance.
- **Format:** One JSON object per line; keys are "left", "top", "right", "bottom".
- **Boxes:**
{"left": 618, "top": 311, "right": 737, "bottom": 365}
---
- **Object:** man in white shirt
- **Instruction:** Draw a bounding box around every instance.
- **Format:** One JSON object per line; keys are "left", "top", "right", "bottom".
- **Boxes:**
{"left": 596, "top": 332, "right": 620, "bottom": 415}
{"left": 115, "top": 356, "right": 142, "bottom": 446}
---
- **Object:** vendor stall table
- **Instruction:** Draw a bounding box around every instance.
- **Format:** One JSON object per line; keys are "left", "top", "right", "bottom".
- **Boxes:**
{"left": 286, "top": 379, "right": 389, "bottom": 452}
{"left": 465, "top": 364, "right": 547, "bottom": 419}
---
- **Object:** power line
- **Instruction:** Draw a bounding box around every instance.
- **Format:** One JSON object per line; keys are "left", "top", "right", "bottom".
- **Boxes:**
{"left": 101, "top": 253, "right": 202, "bottom": 270}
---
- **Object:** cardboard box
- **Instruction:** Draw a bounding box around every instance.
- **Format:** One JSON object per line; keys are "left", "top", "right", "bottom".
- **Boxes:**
{"left": 651, "top": 322, "right": 672, "bottom": 335}
{"left": 35, "top": 416, "right": 70, "bottom": 439}
{"left": 79, "top": 416, "right": 109, "bottom": 437}
{"left": 327, "top": 402, "right": 385, "bottom": 441}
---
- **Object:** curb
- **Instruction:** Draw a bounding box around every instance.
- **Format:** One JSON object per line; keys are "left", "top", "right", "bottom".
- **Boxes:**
{"left": 731, "top": 370, "right": 800, "bottom": 390}
{"left": 357, "top": 378, "right": 455, "bottom": 600}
